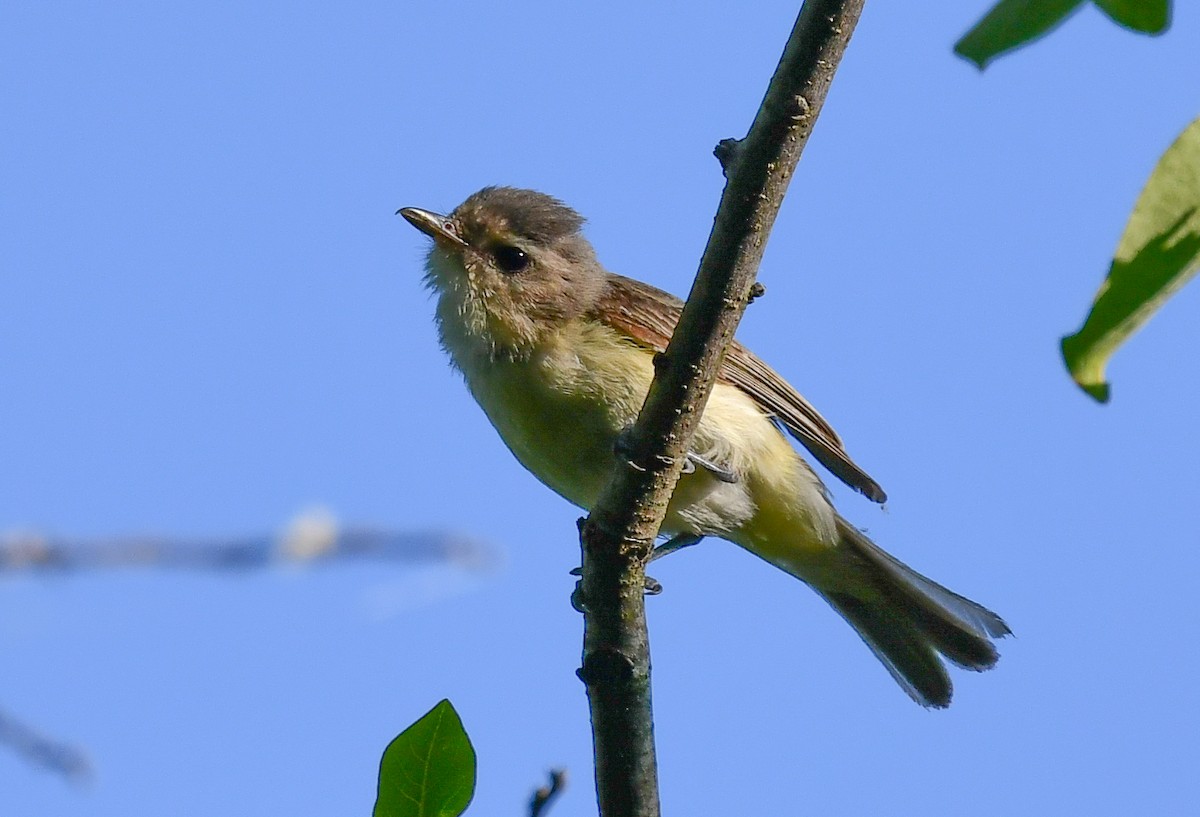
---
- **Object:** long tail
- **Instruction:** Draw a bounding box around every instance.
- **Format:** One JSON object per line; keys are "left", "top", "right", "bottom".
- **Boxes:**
{"left": 818, "top": 517, "right": 1011, "bottom": 708}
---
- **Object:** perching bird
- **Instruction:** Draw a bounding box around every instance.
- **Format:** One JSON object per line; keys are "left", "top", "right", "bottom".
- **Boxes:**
{"left": 401, "top": 186, "right": 1010, "bottom": 707}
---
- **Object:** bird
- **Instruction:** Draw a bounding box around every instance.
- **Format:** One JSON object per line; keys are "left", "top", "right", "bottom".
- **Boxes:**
{"left": 400, "top": 186, "right": 1010, "bottom": 707}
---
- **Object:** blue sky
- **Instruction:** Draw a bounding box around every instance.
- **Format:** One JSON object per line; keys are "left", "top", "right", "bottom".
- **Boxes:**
{"left": 3, "top": 1, "right": 1198, "bottom": 814}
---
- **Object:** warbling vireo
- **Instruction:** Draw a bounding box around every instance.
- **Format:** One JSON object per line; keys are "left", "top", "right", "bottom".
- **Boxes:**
{"left": 400, "top": 186, "right": 1009, "bottom": 707}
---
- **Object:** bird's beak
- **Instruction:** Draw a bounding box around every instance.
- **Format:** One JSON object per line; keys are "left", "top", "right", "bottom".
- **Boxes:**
{"left": 397, "top": 207, "right": 468, "bottom": 247}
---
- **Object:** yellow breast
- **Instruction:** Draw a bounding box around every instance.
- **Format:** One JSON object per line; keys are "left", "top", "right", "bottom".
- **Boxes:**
{"left": 457, "top": 320, "right": 653, "bottom": 511}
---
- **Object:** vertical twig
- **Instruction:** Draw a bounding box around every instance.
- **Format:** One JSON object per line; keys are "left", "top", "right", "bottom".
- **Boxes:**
{"left": 577, "top": 2, "right": 867, "bottom": 815}
{"left": 528, "top": 768, "right": 568, "bottom": 817}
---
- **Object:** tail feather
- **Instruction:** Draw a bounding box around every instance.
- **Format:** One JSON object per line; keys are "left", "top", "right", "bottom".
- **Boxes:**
{"left": 822, "top": 518, "right": 1011, "bottom": 708}
{"left": 842, "top": 519, "right": 1012, "bottom": 642}
{"left": 826, "top": 591, "right": 953, "bottom": 708}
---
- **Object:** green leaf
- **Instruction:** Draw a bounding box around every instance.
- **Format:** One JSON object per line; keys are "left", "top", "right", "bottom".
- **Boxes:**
{"left": 954, "top": 0, "right": 1171, "bottom": 68}
{"left": 1093, "top": 0, "right": 1171, "bottom": 34}
{"left": 1061, "top": 117, "right": 1200, "bottom": 402}
{"left": 953, "top": 0, "right": 1085, "bottom": 69}
{"left": 374, "top": 700, "right": 476, "bottom": 817}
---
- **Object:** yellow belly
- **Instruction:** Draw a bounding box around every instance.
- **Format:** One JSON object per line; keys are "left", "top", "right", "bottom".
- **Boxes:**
{"left": 461, "top": 323, "right": 651, "bottom": 512}
{"left": 454, "top": 320, "right": 836, "bottom": 552}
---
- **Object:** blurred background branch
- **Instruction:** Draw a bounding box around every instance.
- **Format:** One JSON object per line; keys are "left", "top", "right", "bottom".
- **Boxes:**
{"left": 2, "top": 508, "right": 497, "bottom": 782}
{"left": 0, "top": 706, "right": 91, "bottom": 783}
{"left": 0, "top": 508, "right": 497, "bottom": 574}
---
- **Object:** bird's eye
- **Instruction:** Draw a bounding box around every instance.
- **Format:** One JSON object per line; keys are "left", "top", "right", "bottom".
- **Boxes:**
{"left": 493, "top": 244, "right": 530, "bottom": 274}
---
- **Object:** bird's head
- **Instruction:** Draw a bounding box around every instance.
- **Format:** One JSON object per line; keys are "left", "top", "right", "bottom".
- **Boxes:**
{"left": 400, "top": 187, "right": 606, "bottom": 359}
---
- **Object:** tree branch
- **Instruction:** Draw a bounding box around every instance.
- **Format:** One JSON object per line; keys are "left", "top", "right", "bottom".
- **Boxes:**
{"left": 528, "top": 768, "right": 568, "bottom": 817}
{"left": 0, "top": 512, "right": 494, "bottom": 573}
{"left": 576, "top": 2, "right": 866, "bottom": 815}
{"left": 0, "top": 707, "right": 91, "bottom": 782}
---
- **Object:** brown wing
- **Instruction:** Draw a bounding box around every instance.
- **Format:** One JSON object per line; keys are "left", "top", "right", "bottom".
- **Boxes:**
{"left": 595, "top": 273, "right": 887, "bottom": 503}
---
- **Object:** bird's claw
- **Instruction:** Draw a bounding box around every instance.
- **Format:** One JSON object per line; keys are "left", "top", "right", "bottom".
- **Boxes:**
{"left": 684, "top": 453, "right": 738, "bottom": 483}
{"left": 649, "top": 533, "right": 704, "bottom": 563}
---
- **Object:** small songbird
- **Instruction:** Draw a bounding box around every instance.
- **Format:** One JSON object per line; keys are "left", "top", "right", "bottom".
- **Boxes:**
{"left": 400, "top": 186, "right": 1010, "bottom": 707}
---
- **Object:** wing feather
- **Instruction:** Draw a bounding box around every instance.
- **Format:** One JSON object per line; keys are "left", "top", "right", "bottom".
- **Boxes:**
{"left": 594, "top": 273, "right": 887, "bottom": 503}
